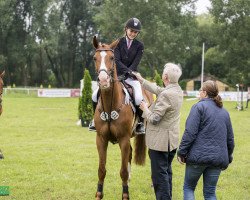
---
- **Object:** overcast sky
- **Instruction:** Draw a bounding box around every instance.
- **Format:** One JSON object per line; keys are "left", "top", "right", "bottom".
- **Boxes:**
{"left": 196, "top": 0, "right": 211, "bottom": 14}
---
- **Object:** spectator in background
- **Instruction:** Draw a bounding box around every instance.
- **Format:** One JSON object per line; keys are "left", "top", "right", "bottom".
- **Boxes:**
{"left": 177, "top": 80, "right": 235, "bottom": 200}
{"left": 133, "top": 63, "right": 183, "bottom": 200}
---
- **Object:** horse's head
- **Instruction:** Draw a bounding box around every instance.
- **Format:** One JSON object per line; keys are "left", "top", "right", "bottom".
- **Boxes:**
{"left": 93, "top": 36, "right": 119, "bottom": 89}
{"left": 0, "top": 71, "right": 5, "bottom": 115}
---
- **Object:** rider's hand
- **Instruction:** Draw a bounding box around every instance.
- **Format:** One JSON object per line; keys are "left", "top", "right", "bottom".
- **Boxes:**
{"left": 127, "top": 70, "right": 137, "bottom": 80}
{"left": 132, "top": 72, "right": 144, "bottom": 83}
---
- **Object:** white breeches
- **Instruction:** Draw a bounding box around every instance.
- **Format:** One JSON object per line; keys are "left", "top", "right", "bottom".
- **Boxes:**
{"left": 125, "top": 78, "right": 143, "bottom": 105}
{"left": 92, "top": 88, "right": 99, "bottom": 102}
{"left": 92, "top": 78, "right": 143, "bottom": 105}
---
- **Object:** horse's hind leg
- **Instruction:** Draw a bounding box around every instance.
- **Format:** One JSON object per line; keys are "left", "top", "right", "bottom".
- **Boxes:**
{"left": 95, "top": 135, "right": 108, "bottom": 200}
{"left": 119, "top": 137, "right": 131, "bottom": 200}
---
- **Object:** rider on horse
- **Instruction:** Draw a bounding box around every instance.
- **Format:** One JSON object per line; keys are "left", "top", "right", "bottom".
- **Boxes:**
{"left": 89, "top": 18, "right": 145, "bottom": 134}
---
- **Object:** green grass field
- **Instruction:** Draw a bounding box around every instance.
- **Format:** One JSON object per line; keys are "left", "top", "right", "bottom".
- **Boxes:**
{"left": 0, "top": 96, "right": 249, "bottom": 199}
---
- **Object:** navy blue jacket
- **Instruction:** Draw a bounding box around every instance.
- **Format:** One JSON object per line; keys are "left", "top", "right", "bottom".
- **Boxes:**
{"left": 114, "top": 37, "right": 144, "bottom": 77}
{"left": 178, "top": 98, "right": 235, "bottom": 169}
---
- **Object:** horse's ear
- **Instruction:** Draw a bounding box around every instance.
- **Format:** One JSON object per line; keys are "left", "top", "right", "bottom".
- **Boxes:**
{"left": 93, "top": 36, "right": 99, "bottom": 49}
{"left": 0, "top": 71, "right": 5, "bottom": 78}
{"left": 110, "top": 39, "right": 119, "bottom": 50}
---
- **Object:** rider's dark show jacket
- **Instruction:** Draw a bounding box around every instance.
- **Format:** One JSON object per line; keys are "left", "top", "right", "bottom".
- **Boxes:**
{"left": 114, "top": 37, "right": 144, "bottom": 78}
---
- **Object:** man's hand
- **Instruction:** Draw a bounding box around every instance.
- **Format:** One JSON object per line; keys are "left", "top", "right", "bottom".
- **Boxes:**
{"left": 139, "top": 101, "right": 148, "bottom": 111}
{"left": 132, "top": 72, "right": 144, "bottom": 83}
{"left": 177, "top": 156, "right": 186, "bottom": 165}
{"left": 229, "top": 154, "right": 233, "bottom": 163}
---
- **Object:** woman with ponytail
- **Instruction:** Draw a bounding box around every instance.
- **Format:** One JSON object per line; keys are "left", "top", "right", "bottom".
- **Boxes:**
{"left": 177, "top": 80, "right": 235, "bottom": 200}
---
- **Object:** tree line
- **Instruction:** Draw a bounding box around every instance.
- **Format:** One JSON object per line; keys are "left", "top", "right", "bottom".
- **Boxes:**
{"left": 0, "top": 0, "right": 249, "bottom": 88}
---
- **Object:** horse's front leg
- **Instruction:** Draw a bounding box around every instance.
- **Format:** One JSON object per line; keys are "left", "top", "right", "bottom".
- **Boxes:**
{"left": 119, "top": 137, "right": 131, "bottom": 200}
{"left": 128, "top": 145, "right": 132, "bottom": 181}
{"left": 95, "top": 134, "right": 108, "bottom": 200}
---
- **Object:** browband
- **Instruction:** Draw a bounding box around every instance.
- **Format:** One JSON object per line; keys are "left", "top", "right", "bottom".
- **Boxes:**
{"left": 95, "top": 49, "right": 114, "bottom": 52}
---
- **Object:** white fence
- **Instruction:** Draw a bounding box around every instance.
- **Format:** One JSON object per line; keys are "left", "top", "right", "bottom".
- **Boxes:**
{"left": 3, "top": 87, "right": 80, "bottom": 97}
{"left": 185, "top": 91, "right": 248, "bottom": 101}
{"left": 3, "top": 87, "right": 249, "bottom": 101}
{"left": 3, "top": 87, "right": 38, "bottom": 95}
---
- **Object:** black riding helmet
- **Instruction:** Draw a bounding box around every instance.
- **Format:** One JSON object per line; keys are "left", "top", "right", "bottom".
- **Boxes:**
{"left": 125, "top": 18, "right": 142, "bottom": 32}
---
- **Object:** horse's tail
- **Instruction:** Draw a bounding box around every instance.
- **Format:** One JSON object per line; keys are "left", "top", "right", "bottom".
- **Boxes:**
{"left": 134, "top": 134, "right": 146, "bottom": 165}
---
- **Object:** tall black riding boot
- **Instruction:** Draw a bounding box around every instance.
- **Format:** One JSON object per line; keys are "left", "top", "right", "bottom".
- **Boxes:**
{"left": 88, "top": 101, "right": 97, "bottom": 131}
{"left": 135, "top": 106, "right": 146, "bottom": 134}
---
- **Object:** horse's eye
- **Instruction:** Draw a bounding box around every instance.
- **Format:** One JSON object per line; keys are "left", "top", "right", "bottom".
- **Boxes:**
{"left": 110, "top": 56, "right": 114, "bottom": 60}
{"left": 93, "top": 56, "right": 96, "bottom": 61}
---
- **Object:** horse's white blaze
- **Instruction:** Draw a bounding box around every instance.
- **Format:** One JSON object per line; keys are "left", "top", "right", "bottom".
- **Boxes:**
{"left": 100, "top": 51, "right": 107, "bottom": 70}
{"left": 98, "top": 51, "right": 108, "bottom": 82}
{"left": 98, "top": 51, "right": 110, "bottom": 88}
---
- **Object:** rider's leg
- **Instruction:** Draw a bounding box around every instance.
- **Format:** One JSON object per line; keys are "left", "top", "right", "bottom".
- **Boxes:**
{"left": 135, "top": 105, "right": 146, "bottom": 134}
{"left": 125, "top": 78, "right": 145, "bottom": 134}
{"left": 89, "top": 88, "right": 99, "bottom": 131}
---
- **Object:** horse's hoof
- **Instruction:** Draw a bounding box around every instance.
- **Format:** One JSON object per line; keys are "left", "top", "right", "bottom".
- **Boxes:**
{"left": 95, "top": 191, "right": 103, "bottom": 200}
{"left": 122, "top": 193, "right": 129, "bottom": 200}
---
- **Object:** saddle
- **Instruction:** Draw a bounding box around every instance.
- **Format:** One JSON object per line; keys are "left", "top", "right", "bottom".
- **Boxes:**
{"left": 96, "top": 79, "right": 136, "bottom": 112}
{"left": 121, "top": 80, "right": 135, "bottom": 105}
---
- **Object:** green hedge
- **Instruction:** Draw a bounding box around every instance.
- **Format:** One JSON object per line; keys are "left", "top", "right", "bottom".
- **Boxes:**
{"left": 78, "top": 69, "right": 93, "bottom": 125}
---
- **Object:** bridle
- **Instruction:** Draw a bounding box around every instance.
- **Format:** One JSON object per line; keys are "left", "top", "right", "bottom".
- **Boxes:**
{"left": 95, "top": 48, "right": 116, "bottom": 83}
{"left": 94, "top": 48, "right": 124, "bottom": 123}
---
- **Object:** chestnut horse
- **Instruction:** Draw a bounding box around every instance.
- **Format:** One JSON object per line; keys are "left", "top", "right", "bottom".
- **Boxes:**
{"left": 0, "top": 71, "right": 5, "bottom": 116}
{"left": 93, "top": 36, "right": 152, "bottom": 200}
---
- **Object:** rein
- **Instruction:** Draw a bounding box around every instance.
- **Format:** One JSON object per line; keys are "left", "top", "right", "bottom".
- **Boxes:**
{"left": 99, "top": 80, "right": 115, "bottom": 124}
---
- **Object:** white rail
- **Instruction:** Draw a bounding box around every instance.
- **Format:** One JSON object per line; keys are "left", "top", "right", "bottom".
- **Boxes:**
{"left": 3, "top": 87, "right": 38, "bottom": 95}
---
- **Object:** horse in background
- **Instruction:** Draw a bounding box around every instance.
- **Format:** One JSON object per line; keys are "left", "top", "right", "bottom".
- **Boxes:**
{"left": 0, "top": 71, "right": 5, "bottom": 116}
{"left": 92, "top": 36, "right": 152, "bottom": 200}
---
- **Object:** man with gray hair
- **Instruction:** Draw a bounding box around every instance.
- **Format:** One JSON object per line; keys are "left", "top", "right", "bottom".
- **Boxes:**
{"left": 133, "top": 63, "right": 183, "bottom": 200}
{"left": 163, "top": 63, "right": 182, "bottom": 83}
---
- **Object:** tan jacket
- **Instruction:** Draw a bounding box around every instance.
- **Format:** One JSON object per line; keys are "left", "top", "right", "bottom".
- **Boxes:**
{"left": 142, "top": 80, "right": 183, "bottom": 152}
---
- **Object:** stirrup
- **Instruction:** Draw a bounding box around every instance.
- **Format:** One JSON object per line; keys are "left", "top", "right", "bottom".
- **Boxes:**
{"left": 135, "top": 122, "right": 145, "bottom": 134}
{"left": 88, "top": 121, "right": 96, "bottom": 132}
